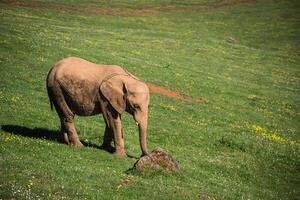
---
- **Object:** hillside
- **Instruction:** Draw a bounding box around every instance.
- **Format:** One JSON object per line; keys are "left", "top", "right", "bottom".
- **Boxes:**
{"left": 0, "top": 0, "right": 299, "bottom": 199}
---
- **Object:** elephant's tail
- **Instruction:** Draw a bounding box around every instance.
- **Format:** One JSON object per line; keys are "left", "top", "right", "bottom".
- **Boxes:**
{"left": 46, "top": 66, "right": 55, "bottom": 111}
{"left": 46, "top": 85, "right": 54, "bottom": 111}
{"left": 49, "top": 96, "right": 54, "bottom": 111}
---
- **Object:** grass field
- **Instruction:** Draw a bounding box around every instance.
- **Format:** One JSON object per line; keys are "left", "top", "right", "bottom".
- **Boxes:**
{"left": 0, "top": 0, "right": 299, "bottom": 199}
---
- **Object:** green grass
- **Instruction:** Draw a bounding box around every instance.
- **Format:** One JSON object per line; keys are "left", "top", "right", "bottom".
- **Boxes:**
{"left": 0, "top": 0, "right": 299, "bottom": 199}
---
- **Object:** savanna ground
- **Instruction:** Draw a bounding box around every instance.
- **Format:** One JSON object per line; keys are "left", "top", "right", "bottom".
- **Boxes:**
{"left": 0, "top": 0, "right": 299, "bottom": 199}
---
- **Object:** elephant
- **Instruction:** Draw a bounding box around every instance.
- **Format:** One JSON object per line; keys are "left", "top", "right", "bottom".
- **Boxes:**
{"left": 46, "top": 57, "right": 149, "bottom": 157}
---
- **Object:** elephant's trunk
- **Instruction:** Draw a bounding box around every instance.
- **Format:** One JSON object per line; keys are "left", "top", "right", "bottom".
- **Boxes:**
{"left": 137, "top": 117, "right": 148, "bottom": 157}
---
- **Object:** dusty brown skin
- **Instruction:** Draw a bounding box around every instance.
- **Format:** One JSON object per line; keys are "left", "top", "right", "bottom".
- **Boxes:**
{"left": 46, "top": 57, "right": 150, "bottom": 157}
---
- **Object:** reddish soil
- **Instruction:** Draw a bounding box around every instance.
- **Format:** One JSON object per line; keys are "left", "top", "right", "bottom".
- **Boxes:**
{"left": 147, "top": 83, "right": 208, "bottom": 103}
{"left": 159, "top": 0, "right": 256, "bottom": 13}
{"left": 2, "top": 0, "right": 256, "bottom": 15}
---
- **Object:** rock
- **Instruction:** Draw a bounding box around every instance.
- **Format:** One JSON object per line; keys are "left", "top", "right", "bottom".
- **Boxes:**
{"left": 133, "top": 148, "right": 180, "bottom": 172}
{"left": 227, "top": 36, "right": 236, "bottom": 43}
{"left": 199, "top": 194, "right": 210, "bottom": 200}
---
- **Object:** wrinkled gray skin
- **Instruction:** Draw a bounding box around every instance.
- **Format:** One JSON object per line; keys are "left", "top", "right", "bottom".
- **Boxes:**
{"left": 46, "top": 57, "right": 149, "bottom": 157}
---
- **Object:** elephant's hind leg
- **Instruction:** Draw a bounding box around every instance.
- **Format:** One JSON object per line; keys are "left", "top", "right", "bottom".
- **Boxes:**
{"left": 51, "top": 85, "right": 83, "bottom": 148}
{"left": 60, "top": 117, "right": 83, "bottom": 147}
{"left": 61, "top": 120, "right": 70, "bottom": 144}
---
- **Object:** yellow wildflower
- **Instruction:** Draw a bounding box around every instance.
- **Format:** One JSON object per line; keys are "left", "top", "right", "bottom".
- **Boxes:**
{"left": 248, "top": 124, "right": 296, "bottom": 145}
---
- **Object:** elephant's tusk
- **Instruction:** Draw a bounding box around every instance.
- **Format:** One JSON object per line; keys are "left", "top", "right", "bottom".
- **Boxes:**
{"left": 136, "top": 122, "right": 139, "bottom": 126}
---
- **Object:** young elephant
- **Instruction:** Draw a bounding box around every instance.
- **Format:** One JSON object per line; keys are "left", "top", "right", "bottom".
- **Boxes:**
{"left": 46, "top": 57, "right": 149, "bottom": 157}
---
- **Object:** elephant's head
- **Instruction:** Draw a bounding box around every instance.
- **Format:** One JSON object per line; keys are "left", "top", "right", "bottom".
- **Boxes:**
{"left": 100, "top": 74, "right": 150, "bottom": 156}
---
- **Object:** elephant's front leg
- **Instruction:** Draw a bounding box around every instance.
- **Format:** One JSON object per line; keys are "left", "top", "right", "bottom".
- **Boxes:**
{"left": 108, "top": 110, "right": 126, "bottom": 157}
{"left": 100, "top": 125, "right": 114, "bottom": 153}
{"left": 112, "top": 116, "right": 126, "bottom": 156}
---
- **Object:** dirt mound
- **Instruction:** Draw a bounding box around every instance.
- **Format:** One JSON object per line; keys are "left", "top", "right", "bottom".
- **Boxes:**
{"left": 133, "top": 148, "right": 180, "bottom": 172}
{"left": 148, "top": 83, "right": 208, "bottom": 103}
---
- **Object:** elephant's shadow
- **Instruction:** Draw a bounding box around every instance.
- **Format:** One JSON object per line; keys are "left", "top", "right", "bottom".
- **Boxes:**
{"left": 0, "top": 124, "right": 106, "bottom": 151}
{"left": 1, "top": 124, "right": 140, "bottom": 158}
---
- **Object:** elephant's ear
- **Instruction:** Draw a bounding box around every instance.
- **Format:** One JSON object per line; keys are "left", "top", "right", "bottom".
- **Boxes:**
{"left": 100, "top": 78, "right": 126, "bottom": 114}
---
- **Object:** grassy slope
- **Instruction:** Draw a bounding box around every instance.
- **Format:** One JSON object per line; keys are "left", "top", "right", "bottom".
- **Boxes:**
{"left": 0, "top": 0, "right": 299, "bottom": 199}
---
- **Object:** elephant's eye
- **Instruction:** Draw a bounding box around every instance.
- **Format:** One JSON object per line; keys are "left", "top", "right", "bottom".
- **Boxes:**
{"left": 133, "top": 104, "right": 140, "bottom": 109}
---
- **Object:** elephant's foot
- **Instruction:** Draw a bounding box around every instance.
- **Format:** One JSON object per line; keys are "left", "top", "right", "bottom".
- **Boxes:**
{"left": 71, "top": 141, "right": 84, "bottom": 148}
{"left": 114, "top": 149, "right": 126, "bottom": 157}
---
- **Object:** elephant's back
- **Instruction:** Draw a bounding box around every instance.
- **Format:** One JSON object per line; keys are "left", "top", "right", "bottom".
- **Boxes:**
{"left": 52, "top": 57, "right": 100, "bottom": 81}
{"left": 52, "top": 57, "right": 124, "bottom": 81}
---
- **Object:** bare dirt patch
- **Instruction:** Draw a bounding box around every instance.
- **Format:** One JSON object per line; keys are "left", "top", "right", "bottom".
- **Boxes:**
{"left": 159, "top": 0, "right": 256, "bottom": 13}
{"left": 1, "top": 0, "right": 160, "bottom": 15}
{"left": 147, "top": 83, "right": 208, "bottom": 103}
{"left": 2, "top": 0, "right": 256, "bottom": 15}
